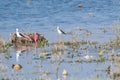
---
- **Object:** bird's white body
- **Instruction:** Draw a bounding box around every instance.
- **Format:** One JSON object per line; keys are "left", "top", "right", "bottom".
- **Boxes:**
{"left": 57, "top": 26, "right": 66, "bottom": 35}
{"left": 16, "top": 28, "right": 22, "bottom": 38}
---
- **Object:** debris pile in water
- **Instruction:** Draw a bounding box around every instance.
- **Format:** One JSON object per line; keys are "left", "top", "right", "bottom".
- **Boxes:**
{"left": 10, "top": 32, "right": 48, "bottom": 47}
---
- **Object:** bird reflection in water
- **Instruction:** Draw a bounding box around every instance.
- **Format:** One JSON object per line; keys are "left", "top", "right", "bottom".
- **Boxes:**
{"left": 12, "top": 46, "right": 28, "bottom": 71}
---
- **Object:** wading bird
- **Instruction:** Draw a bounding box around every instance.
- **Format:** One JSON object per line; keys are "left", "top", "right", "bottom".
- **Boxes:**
{"left": 16, "top": 28, "right": 24, "bottom": 38}
{"left": 16, "top": 28, "right": 33, "bottom": 42}
{"left": 57, "top": 26, "right": 66, "bottom": 35}
{"left": 57, "top": 26, "right": 66, "bottom": 42}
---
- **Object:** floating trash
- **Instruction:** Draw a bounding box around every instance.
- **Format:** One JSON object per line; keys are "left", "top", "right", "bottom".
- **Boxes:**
{"left": 62, "top": 69, "right": 68, "bottom": 76}
{"left": 83, "top": 55, "right": 93, "bottom": 60}
{"left": 12, "top": 64, "right": 22, "bottom": 71}
{"left": 78, "top": 4, "right": 84, "bottom": 8}
{"left": 10, "top": 32, "right": 48, "bottom": 47}
{"left": 33, "top": 57, "right": 41, "bottom": 60}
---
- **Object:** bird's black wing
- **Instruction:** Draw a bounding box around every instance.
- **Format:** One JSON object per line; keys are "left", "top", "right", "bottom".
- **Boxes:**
{"left": 20, "top": 33, "right": 25, "bottom": 37}
{"left": 60, "top": 29, "right": 66, "bottom": 34}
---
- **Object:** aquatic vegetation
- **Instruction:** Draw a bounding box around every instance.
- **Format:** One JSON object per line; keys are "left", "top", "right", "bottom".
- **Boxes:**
{"left": 116, "top": 54, "right": 120, "bottom": 64}
{"left": 104, "top": 21, "right": 120, "bottom": 49}
{"left": 85, "top": 78, "right": 102, "bottom": 80}
{"left": 0, "top": 63, "right": 7, "bottom": 72}
{"left": 0, "top": 78, "right": 9, "bottom": 80}
{"left": 109, "top": 54, "right": 115, "bottom": 62}
{"left": 0, "top": 39, "right": 11, "bottom": 53}
{"left": 98, "top": 49, "right": 104, "bottom": 56}
{"left": 96, "top": 56, "right": 105, "bottom": 62}
{"left": 111, "top": 20, "right": 120, "bottom": 37}
{"left": 102, "top": 37, "right": 120, "bottom": 50}
{"left": 74, "top": 58, "right": 81, "bottom": 63}
{"left": 45, "top": 70, "right": 51, "bottom": 75}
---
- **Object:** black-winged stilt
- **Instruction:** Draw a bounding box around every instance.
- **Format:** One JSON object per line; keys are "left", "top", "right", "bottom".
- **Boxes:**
{"left": 57, "top": 26, "right": 66, "bottom": 35}
{"left": 16, "top": 28, "right": 24, "bottom": 38}
{"left": 57, "top": 26, "right": 66, "bottom": 42}
{"left": 16, "top": 28, "right": 33, "bottom": 42}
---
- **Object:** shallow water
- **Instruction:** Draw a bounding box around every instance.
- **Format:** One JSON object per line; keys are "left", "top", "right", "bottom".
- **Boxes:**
{"left": 0, "top": 0, "right": 120, "bottom": 80}
{"left": 0, "top": 44, "right": 119, "bottom": 80}
{"left": 0, "top": 0, "right": 120, "bottom": 42}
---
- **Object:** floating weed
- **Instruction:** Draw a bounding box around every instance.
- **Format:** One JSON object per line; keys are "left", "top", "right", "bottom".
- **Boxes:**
{"left": 109, "top": 54, "right": 115, "bottom": 62}
{"left": 68, "top": 77, "right": 102, "bottom": 80}
{"left": 74, "top": 58, "right": 81, "bottom": 63}
{"left": 106, "top": 65, "right": 110, "bottom": 74}
{"left": 105, "top": 37, "right": 120, "bottom": 49}
{"left": 5, "top": 55, "right": 12, "bottom": 60}
{"left": 116, "top": 55, "right": 120, "bottom": 64}
{"left": 39, "top": 53, "right": 47, "bottom": 58}
{"left": 98, "top": 49, "right": 104, "bottom": 56}
{"left": 85, "top": 78, "right": 102, "bottom": 80}
{"left": 111, "top": 20, "right": 120, "bottom": 37}
{"left": 38, "top": 40, "right": 48, "bottom": 47}
{"left": 96, "top": 56, "right": 105, "bottom": 63}
{"left": 0, "top": 38, "right": 12, "bottom": 53}
{"left": 68, "top": 77, "right": 81, "bottom": 80}
{"left": 57, "top": 40, "right": 98, "bottom": 47}
{"left": 44, "top": 70, "right": 51, "bottom": 75}
{"left": 113, "top": 73, "right": 120, "bottom": 80}
{"left": 0, "top": 78, "right": 9, "bottom": 80}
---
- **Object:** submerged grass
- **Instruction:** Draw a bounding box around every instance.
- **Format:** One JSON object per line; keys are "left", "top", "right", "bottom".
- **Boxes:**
{"left": 0, "top": 78, "right": 9, "bottom": 80}
{"left": 0, "top": 39, "right": 11, "bottom": 53}
{"left": 106, "top": 37, "right": 120, "bottom": 49}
